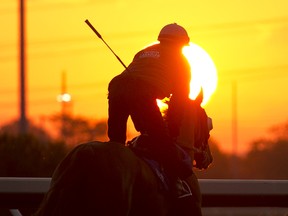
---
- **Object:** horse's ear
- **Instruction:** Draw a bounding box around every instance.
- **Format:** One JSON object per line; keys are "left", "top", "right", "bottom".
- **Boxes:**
{"left": 195, "top": 87, "right": 203, "bottom": 106}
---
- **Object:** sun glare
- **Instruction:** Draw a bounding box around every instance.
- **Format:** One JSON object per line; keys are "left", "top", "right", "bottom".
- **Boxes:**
{"left": 182, "top": 42, "right": 217, "bottom": 106}
{"left": 156, "top": 41, "right": 217, "bottom": 111}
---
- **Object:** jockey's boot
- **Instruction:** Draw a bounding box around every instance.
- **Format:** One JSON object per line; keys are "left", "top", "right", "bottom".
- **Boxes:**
{"left": 174, "top": 178, "right": 193, "bottom": 199}
{"left": 167, "top": 175, "right": 192, "bottom": 199}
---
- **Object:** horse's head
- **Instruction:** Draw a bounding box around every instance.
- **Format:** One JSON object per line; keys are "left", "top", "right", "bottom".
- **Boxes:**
{"left": 166, "top": 92, "right": 213, "bottom": 170}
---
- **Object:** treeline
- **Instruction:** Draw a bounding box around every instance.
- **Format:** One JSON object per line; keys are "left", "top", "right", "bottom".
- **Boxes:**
{"left": 0, "top": 133, "right": 68, "bottom": 177}
{"left": 0, "top": 116, "right": 288, "bottom": 179}
{"left": 195, "top": 136, "right": 288, "bottom": 179}
{"left": 0, "top": 115, "right": 108, "bottom": 177}
{"left": 1, "top": 132, "right": 288, "bottom": 179}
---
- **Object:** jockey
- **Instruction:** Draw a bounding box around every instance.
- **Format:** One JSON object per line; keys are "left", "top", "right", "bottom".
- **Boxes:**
{"left": 107, "top": 23, "right": 193, "bottom": 194}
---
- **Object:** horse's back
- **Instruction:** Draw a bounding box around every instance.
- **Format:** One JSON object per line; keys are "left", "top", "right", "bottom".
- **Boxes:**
{"left": 35, "top": 141, "right": 167, "bottom": 216}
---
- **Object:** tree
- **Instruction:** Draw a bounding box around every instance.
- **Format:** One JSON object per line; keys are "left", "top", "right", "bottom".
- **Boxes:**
{"left": 0, "top": 133, "right": 68, "bottom": 177}
{"left": 242, "top": 138, "right": 288, "bottom": 179}
{"left": 0, "top": 115, "right": 110, "bottom": 177}
{"left": 49, "top": 114, "right": 108, "bottom": 146}
{"left": 0, "top": 119, "right": 52, "bottom": 142}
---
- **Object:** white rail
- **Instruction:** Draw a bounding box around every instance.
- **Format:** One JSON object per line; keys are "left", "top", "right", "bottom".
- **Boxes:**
{"left": 0, "top": 178, "right": 287, "bottom": 208}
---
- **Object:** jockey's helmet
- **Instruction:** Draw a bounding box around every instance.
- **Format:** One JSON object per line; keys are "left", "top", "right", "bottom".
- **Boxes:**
{"left": 157, "top": 23, "right": 190, "bottom": 45}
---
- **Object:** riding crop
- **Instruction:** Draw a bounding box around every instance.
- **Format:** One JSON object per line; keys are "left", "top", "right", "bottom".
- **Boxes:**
{"left": 85, "top": 19, "right": 128, "bottom": 70}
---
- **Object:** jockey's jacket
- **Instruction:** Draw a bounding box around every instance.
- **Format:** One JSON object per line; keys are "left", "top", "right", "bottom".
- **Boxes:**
{"left": 122, "top": 43, "right": 191, "bottom": 100}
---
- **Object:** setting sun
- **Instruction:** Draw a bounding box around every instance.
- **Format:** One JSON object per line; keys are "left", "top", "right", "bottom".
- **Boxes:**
{"left": 183, "top": 42, "right": 218, "bottom": 106}
{"left": 157, "top": 42, "right": 217, "bottom": 111}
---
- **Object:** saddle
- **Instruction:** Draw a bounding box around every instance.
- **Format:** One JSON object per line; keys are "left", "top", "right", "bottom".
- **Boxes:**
{"left": 127, "top": 135, "right": 192, "bottom": 198}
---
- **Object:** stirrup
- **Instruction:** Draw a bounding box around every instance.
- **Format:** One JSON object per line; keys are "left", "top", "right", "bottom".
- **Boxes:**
{"left": 175, "top": 179, "right": 192, "bottom": 199}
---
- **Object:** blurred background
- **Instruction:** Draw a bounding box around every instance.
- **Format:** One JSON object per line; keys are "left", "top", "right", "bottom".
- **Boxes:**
{"left": 1, "top": 2, "right": 288, "bottom": 214}
{"left": 1, "top": 1, "right": 288, "bottom": 215}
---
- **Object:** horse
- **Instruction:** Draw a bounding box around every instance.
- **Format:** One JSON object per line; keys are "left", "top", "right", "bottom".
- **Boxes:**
{"left": 34, "top": 97, "right": 213, "bottom": 216}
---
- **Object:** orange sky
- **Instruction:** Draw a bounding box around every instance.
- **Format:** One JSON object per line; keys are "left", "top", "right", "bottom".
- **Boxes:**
{"left": 1, "top": 0, "right": 288, "bottom": 155}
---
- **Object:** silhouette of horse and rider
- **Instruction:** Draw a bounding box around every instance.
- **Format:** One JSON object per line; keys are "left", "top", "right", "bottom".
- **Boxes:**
{"left": 34, "top": 95, "right": 212, "bottom": 216}
{"left": 34, "top": 23, "right": 213, "bottom": 216}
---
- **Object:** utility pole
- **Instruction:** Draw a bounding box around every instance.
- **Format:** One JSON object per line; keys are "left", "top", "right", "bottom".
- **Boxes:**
{"left": 57, "top": 71, "right": 72, "bottom": 139}
{"left": 232, "top": 80, "right": 238, "bottom": 178}
{"left": 61, "top": 71, "right": 67, "bottom": 117}
{"left": 61, "top": 71, "right": 67, "bottom": 139}
{"left": 19, "top": 0, "right": 27, "bottom": 134}
{"left": 232, "top": 81, "right": 238, "bottom": 156}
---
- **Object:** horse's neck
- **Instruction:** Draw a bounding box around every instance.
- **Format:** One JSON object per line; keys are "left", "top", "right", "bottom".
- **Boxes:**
{"left": 176, "top": 104, "right": 197, "bottom": 154}
{"left": 177, "top": 119, "right": 194, "bottom": 149}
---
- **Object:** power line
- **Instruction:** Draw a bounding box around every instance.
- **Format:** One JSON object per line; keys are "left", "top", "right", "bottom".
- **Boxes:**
{"left": 219, "top": 64, "right": 288, "bottom": 83}
{"left": 0, "top": 81, "right": 108, "bottom": 96}
{"left": 2, "top": 16, "right": 288, "bottom": 50}
{"left": 0, "top": 1, "right": 98, "bottom": 14}
{"left": 0, "top": 92, "right": 107, "bottom": 109}
{"left": 0, "top": 16, "right": 287, "bottom": 63}
{"left": 189, "top": 17, "right": 288, "bottom": 32}
{"left": 0, "top": 29, "right": 149, "bottom": 50}
{"left": 0, "top": 33, "right": 143, "bottom": 62}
